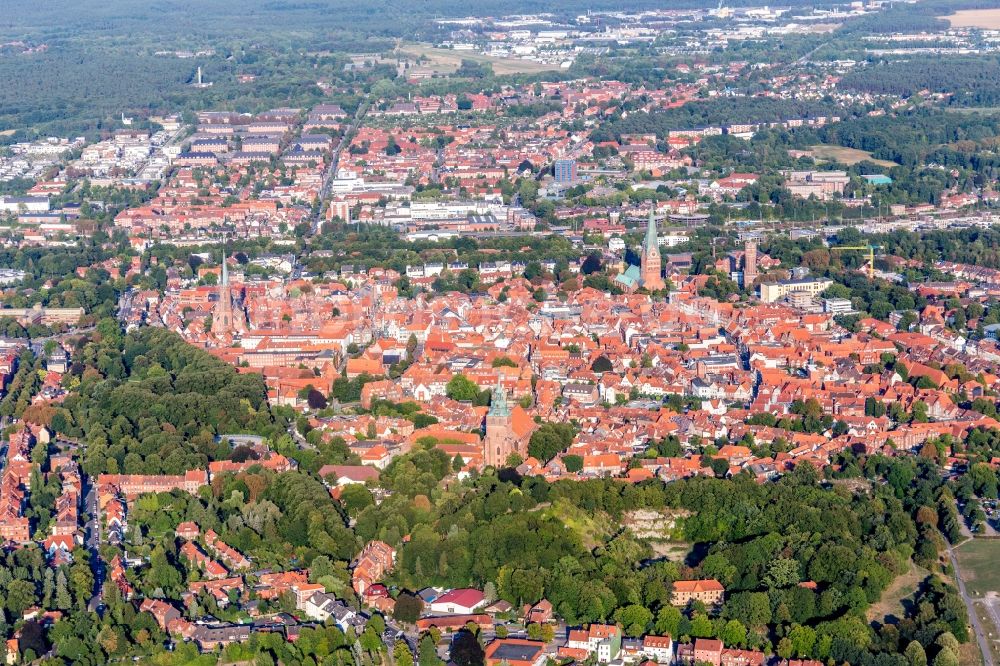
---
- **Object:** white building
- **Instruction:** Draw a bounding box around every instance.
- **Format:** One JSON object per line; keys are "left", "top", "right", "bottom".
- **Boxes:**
{"left": 427, "top": 588, "right": 485, "bottom": 615}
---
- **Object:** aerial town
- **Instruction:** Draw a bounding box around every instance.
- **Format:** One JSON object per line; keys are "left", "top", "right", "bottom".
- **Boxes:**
{"left": 2, "top": 0, "right": 1000, "bottom": 665}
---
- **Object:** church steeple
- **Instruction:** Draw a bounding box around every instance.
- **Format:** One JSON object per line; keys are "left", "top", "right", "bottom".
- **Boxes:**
{"left": 212, "top": 247, "right": 233, "bottom": 336}
{"left": 484, "top": 378, "right": 515, "bottom": 468}
{"left": 640, "top": 206, "right": 665, "bottom": 291}
{"left": 488, "top": 378, "right": 510, "bottom": 418}
{"left": 644, "top": 205, "right": 658, "bottom": 253}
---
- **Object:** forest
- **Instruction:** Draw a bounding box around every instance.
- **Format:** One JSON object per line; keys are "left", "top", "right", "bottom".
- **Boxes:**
{"left": 591, "top": 97, "right": 842, "bottom": 143}
{"left": 35, "top": 325, "right": 285, "bottom": 477}
{"left": 341, "top": 445, "right": 970, "bottom": 666}
{"left": 839, "top": 57, "right": 1000, "bottom": 107}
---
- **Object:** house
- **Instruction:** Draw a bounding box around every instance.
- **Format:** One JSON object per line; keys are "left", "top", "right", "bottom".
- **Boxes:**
{"left": 671, "top": 579, "right": 725, "bottom": 606}
{"left": 721, "top": 648, "right": 766, "bottom": 666}
{"left": 428, "top": 588, "right": 485, "bottom": 615}
{"left": 96, "top": 470, "right": 208, "bottom": 498}
{"left": 204, "top": 529, "right": 252, "bottom": 570}
{"left": 179, "top": 541, "right": 228, "bottom": 580}
{"left": 485, "top": 600, "right": 514, "bottom": 616}
{"left": 563, "top": 383, "right": 600, "bottom": 405}
{"left": 485, "top": 639, "right": 547, "bottom": 666}
{"left": 677, "top": 638, "right": 723, "bottom": 666}
{"left": 318, "top": 464, "right": 381, "bottom": 486}
{"left": 304, "top": 592, "right": 368, "bottom": 633}
{"left": 564, "top": 624, "right": 622, "bottom": 663}
{"left": 192, "top": 625, "right": 251, "bottom": 651}
{"left": 352, "top": 540, "right": 396, "bottom": 597}
{"left": 139, "top": 599, "right": 182, "bottom": 632}
{"left": 678, "top": 638, "right": 721, "bottom": 665}
{"left": 175, "top": 522, "right": 199, "bottom": 540}
{"left": 417, "top": 614, "right": 494, "bottom": 633}
{"left": 640, "top": 635, "right": 674, "bottom": 662}
{"left": 525, "top": 599, "right": 553, "bottom": 624}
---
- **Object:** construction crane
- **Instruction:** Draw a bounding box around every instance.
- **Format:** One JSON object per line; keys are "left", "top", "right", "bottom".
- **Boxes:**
{"left": 831, "top": 244, "right": 879, "bottom": 279}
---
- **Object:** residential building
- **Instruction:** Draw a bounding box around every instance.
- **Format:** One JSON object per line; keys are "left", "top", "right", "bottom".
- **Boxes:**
{"left": 671, "top": 579, "right": 725, "bottom": 606}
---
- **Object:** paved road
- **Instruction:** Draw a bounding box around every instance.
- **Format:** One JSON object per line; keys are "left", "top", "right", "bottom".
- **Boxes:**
{"left": 310, "top": 100, "right": 370, "bottom": 236}
{"left": 83, "top": 476, "right": 105, "bottom": 614}
{"left": 947, "top": 543, "right": 994, "bottom": 666}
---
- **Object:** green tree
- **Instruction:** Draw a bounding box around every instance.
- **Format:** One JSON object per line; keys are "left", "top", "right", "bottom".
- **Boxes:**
{"left": 720, "top": 619, "right": 747, "bottom": 648}
{"left": 394, "top": 640, "right": 414, "bottom": 666}
{"left": 655, "top": 606, "right": 682, "bottom": 636}
{"left": 446, "top": 375, "right": 481, "bottom": 402}
{"left": 6, "top": 579, "right": 36, "bottom": 617}
{"left": 904, "top": 640, "right": 927, "bottom": 666}
{"left": 419, "top": 633, "right": 441, "bottom": 666}
{"left": 614, "top": 604, "right": 653, "bottom": 637}
{"left": 393, "top": 593, "right": 423, "bottom": 624}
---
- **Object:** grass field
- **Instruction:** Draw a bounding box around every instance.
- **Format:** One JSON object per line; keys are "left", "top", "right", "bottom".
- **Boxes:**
{"left": 397, "top": 42, "right": 559, "bottom": 76}
{"left": 953, "top": 540, "right": 1000, "bottom": 666}
{"left": 947, "top": 107, "right": 1000, "bottom": 116}
{"left": 955, "top": 539, "right": 1000, "bottom": 597}
{"left": 648, "top": 540, "right": 692, "bottom": 561}
{"left": 941, "top": 8, "right": 1000, "bottom": 28}
{"left": 972, "top": 600, "right": 999, "bottom": 665}
{"left": 807, "top": 144, "right": 899, "bottom": 168}
{"left": 867, "top": 560, "right": 931, "bottom": 624}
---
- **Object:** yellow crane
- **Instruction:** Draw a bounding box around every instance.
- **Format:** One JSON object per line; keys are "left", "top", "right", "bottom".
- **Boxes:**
{"left": 831, "top": 244, "right": 879, "bottom": 279}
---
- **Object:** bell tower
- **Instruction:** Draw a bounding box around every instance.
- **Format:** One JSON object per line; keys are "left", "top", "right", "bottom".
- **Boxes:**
{"left": 640, "top": 207, "right": 665, "bottom": 291}
{"left": 212, "top": 249, "right": 233, "bottom": 335}
{"left": 484, "top": 380, "right": 515, "bottom": 468}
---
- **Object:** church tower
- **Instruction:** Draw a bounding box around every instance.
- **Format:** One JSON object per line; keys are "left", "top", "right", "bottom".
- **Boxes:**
{"left": 640, "top": 206, "right": 665, "bottom": 291}
{"left": 743, "top": 239, "right": 758, "bottom": 288}
{"left": 212, "top": 251, "right": 233, "bottom": 335}
{"left": 484, "top": 380, "right": 516, "bottom": 468}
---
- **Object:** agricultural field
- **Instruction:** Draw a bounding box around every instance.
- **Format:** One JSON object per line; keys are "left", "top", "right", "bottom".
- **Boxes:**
{"left": 941, "top": 8, "right": 1000, "bottom": 29}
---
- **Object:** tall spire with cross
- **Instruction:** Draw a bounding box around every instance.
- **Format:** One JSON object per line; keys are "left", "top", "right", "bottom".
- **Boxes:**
{"left": 640, "top": 206, "right": 665, "bottom": 290}
{"left": 212, "top": 244, "right": 233, "bottom": 336}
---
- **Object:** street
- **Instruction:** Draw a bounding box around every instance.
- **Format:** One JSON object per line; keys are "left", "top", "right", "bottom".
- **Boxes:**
{"left": 83, "top": 476, "right": 105, "bottom": 614}
{"left": 309, "top": 100, "right": 370, "bottom": 236}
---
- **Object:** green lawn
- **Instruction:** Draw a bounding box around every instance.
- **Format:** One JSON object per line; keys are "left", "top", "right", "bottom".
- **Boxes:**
{"left": 867, "top": 559, "right": 931, "bottom": 623}
{"left": 956, "top": 539, "right": 1000, "bottom": 597}
{"left": 807, "top": 144, "right": 899, "bottom": 168}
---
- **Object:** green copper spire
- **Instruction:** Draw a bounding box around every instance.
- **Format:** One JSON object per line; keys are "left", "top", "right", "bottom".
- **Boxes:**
{"left": 645, "top": 206, "right": 658, "bottom": 253}
{"left": 488, "top": 379, "right": 510, "bottom": 417}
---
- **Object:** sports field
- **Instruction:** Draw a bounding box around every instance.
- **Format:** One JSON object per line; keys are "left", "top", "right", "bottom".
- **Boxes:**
{"left": 808, "top": 144, "right": 899, "bottom": 168}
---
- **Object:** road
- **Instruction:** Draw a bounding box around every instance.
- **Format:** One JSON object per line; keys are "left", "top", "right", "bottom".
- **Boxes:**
{"left": 788, "top": 38, "right": 831, "bottom": 70}
{"left": 309, "top": 100, "right": 370, "bottom": 236}
{"left": 83, "top": 475, "right": 106, "bottom": 614}
{"left": 947, "top": 543, "right": 994, "bottom": 666}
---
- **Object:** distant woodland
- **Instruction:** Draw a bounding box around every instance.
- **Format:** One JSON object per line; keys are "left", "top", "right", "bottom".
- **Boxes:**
{"left": 840, "top": 57, "right": 1000, "bottom": 107}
